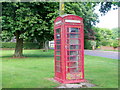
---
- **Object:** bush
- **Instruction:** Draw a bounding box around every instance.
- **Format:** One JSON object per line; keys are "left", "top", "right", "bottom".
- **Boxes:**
{"left": 1, "top": 42, "right": 16, "bottom": 48}
{"left": 101, "top": 40, "right": 112, "bottom": 46}
{"left": 84, "top": 40, "right": 92, "bottom": 50}
{"left": 1, "top": 42, "right": 40, "bottom": 49}
{"left": 23, "top": 42, "right": 40, "bottom": 49}
{"left": 96, "top": 41, "right": 102, "bottom": 48}
{"left": 112, "top": 40, "right": 119, "bottom": 48}
{"left": 101, "top": 39, "right": 119, "bottom": 48}
{"left": 90, "top": 40, "right": 96, "bottom": 47}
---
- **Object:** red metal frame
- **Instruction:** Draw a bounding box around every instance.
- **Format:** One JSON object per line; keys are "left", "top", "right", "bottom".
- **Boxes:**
{"left": 54, "top": 15, "right": 85, "bottom": 84}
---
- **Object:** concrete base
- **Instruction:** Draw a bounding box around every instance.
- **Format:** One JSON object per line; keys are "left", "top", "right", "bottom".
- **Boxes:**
{"left": 57, "top": 82, "right": 96, "bottom": 88}
{"left": 46, "top": 78, "right": 96, "bottom": 88}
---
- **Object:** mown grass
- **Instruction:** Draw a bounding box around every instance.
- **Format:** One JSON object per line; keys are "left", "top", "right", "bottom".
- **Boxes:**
{"left": 1, "top": 49, "right": 118, "bottom": 88}
{"left": 101, "top": 50, "right": 120, "bottom": 52}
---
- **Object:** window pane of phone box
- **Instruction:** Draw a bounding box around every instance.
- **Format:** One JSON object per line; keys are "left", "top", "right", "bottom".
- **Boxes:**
{"left": 56, "top": 28, "right": 60, "bottom": 33}
{"left": 70, "top": 45, "right": 79, "bottom": 49}
{"left": 56, "top": 51, "right": 60, "bottom": 55}
{"left": 67, "top": 68, "right": 80, "bottom": 73}
{"left": 67, "top": 28, "right": 79, "bottom": 32}
{"left": 56, "top": 40, "right": 61, "bottom": 44}
{"left": 56, "top": 56, "right": 60, "bottom": 61}
{"left": 68, "top": 56, "right": 79, "bottom": 61}
{"left": 68, "top": 39, "right": 79, "bottom": 44}
{"left": 67, "top": 51, "right": 79, "bottom": 55}
{"left": 67, "top": 33, "right": 79, "bottom": 38}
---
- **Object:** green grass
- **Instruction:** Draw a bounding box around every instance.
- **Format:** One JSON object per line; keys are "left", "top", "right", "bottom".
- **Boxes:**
{"left": 1, "top": 50, "right": 118, "bottom": 88}
{"left": 101, "top": 50, "right": 120, "bottom": 52}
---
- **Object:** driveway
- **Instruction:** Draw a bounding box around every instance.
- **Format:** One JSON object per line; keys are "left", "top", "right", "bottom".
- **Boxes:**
{"left": 84, "top": 50, "right": 119, "bottom": 60}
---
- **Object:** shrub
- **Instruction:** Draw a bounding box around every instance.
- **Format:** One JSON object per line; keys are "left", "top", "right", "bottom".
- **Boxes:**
{"left": 23, "top": 42, "right": 40, "bottom": 49}
{"left": 90, "top": 40, "right": 96, "bottom": 47}
{"left": 84, "top": 40, "right": 92, "bottom": 50}
{"left": 112, "top": 40, "right": 119, "bottom": 48}
{"left": 101, "top": 40, "right": 111, "bottom": 46}
{"left": 1, "top": 42, "right": 16, "bottom": 48}
{"left": 1, "top": 42, "right": 40, "bottom": 49}
{"left": 96, "top": 41, "right": 102, "bottom": 48}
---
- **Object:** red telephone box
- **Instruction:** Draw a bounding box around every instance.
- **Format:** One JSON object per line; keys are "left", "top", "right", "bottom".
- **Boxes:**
{"left": 54, "top": 14, "right": 85, "bottom": 84}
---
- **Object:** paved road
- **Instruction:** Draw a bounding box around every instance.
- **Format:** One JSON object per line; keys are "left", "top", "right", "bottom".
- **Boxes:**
{"left": 84, "top": 50, "right": 119, "bottom": 60}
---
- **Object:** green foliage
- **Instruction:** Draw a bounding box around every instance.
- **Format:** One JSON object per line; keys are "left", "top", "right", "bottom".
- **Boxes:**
{"left": 2, "top": 2, "right": 119, "bottom": 52}
{"left": 84, "top": 40, "right": 92, "bottom": 50}
{"left": 84, "top": 40, "right": 97, "bottom": 49}
{"left": 65, "top": 2, "right": 99, "bottom": 36}
{"left": 90, "top": 40, "right": 96, "bottom": 47}
{"left": 2, "top": 2, "right": 119, "bottom": 41}
{"left": 93, "top": 27, "right": 114, "bottom": 47}
{"left": 23, "top": 42, "right": 40, "bottom": 49}
{"left": 93, "top": 27, "right": 120, "bottom": 48}
{"left": 101, "top": 40, "right": 112, "bottom": 46}
{"left": 2, "top": 42, "right": 16, "bottom": 48}
{"left": 99, "top": 2, "right": 119, "bottom": 15}
{"left": 100, "top": 39, "right": 119, "bottom": 48}
{"left": 96, "top": 41, "right": 102, "bottom": 48}
{"left": 1, "top": 42, "right": 40, "bottom": 49}
{"left": 1, "top": 31, "right": 13, "bottom": 42}
{"left": 112, "top": 40, "right": 119, "bottom": 48}
{"left": 2, "top": 2, "right": 59, "bottom": 42}
{"left": 94, "top": 27, "right": 113, "bottom": 40}
{"left": 111, "top": 27, "right": 120, "bottom": 39}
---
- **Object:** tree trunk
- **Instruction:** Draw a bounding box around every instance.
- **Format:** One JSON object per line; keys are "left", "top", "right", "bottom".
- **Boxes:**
{"left": 13, "top": 31, "right": 23, "bottom": 57}
{"left": 43, "top": 41, "right": 49, "bottom": 52}
{"left": 45, "top": 41, "right": 49, "bottom": 52}
{"left": 92, "top": 45, "right": 95, "bottom": 50}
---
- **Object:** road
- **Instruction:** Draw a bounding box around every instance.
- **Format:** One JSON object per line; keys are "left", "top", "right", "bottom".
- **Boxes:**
{"left": 84, "top": 50, "right": 119, "bottom": 60}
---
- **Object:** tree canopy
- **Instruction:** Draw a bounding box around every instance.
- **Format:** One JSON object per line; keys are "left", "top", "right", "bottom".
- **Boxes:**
{"left": 2, "top": 2, "right": 59, "bottom": 57}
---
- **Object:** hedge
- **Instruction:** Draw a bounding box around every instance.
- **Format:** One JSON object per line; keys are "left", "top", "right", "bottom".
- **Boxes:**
{"left": 1, "top": 42, "right": 40, "bottom": 49}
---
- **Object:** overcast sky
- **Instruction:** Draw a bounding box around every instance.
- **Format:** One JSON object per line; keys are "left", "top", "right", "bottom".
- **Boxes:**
{"left": 95, "top": 5, "right": 118, "bottom": 29}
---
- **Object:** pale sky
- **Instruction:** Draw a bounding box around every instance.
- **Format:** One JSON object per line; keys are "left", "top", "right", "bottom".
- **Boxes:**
{"left": 95, "top": 5, "right": 118, "bottom": 29}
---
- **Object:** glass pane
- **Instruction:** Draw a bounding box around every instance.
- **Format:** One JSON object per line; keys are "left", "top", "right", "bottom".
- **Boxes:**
{"left": 56, "top": 34, "right": 60, "bottom": 39}
{"left": 67, "top": 28, "right": 79, "bottom": 33}
{"left": 56, "top": 62, "right": 60, "bottom": 66}
{"left": 56, "top": 45, "right": 60, "bottom": 49}
{"left": 67, "top": 51, "right": 79, "bottom": 55}
{"left": 56, "top": 56, "right": 60, "bottom": 61}
{"left": 68, "top": 56, "right": 79, "bottom": 61}
{"left": 56, "top": 66, "right": 60, "bottom": 72}
{"left": 67, "top": 62, "right": 78, "bottom": 67}
{"left": 70, "top": 45, "right": 79, "bottom": 49}
{"left": 67, "top": 33, "right": 79, "bottom": 38}
{"left": 56, "top": 51, "right": 60, "bottom": 55}
{"left": 56, "top": 28, "right": 60, "bottom": 33}
{"left": 68, "top": 39, "right": 79, "bottom": 44}
{"left": 56, "top": 40, "right": 61, "bottom": 44}
{"left": 68, "top": 68, "right": 80, "bottom": 73}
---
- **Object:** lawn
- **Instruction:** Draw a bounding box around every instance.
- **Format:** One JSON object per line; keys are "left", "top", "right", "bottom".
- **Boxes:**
{"left": 1, "top": 49, "right": 118, "bottom": 88}
{"left": 101, "top": 50, "right": 120, "bottom": 52}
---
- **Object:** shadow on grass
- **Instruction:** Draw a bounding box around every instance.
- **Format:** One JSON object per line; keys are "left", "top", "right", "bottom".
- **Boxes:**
{"left": 24, "top": 54, "right": 54, "bottom": 58}
{"left": 1, "top": 54, "right": 54, "bottom": 59}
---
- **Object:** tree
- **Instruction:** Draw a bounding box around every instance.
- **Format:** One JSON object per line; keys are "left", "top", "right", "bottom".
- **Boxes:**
{"left": 2, "top": 2, "right": 59, "bottom": 57}
{"left": 1, "top": 31, "right": 13, "bottom": 42}
{"left": 64, "top": 2, "right": 119, "bottom": 39}
{"left": 93, "top": 27, "right": 114, "bottom": 47}
{"left": 99, "top": 2, "right": 119, "bottom": 15}
{"left": 64, "top": 2, "right": 99, "bottom": 40}
{"left": 111, "top": 27, "right": 120, "bottom": 39}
